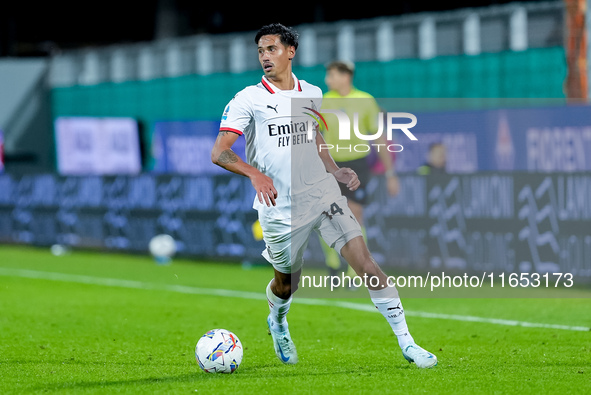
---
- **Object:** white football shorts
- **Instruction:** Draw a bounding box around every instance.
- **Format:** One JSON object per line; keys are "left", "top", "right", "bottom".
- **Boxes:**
{"left": 259, "top": 191, "right": 363, "bottom": 274}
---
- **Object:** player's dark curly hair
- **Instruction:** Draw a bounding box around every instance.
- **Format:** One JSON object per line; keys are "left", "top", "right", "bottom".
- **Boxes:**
{"left": 254, "top": 23, "right": 299, "bottom": 50}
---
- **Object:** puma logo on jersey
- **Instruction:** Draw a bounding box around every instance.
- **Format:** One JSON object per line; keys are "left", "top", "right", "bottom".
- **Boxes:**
{"left": 267, "top": 104, "right": 278, "bottom": 113}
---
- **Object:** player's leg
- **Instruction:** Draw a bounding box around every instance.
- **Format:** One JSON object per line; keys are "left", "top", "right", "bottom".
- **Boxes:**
{"left": 317, "top": 196, "right": 437, "bottom": 368}
{"left": 265, "top": 267, "right": 302, "bottom": 365}
{"left": 336, "top": 158, "right": 370, "bottom": 280}
{"left": 270, "top": 267, "right": 301, "bottom": 298}
{"left": 261, "top": 216, "right": 310, "bottom": 365}
{"left": 266, "top": 269, "right": 300, "bottom": 364}
{"left": 343, "top": 199, "right": 365, "bottom": 280}
{"left": 319, "top": 189, "right": 367, "bottom": 281}
{"left": 339, "top": 236, "right": 437, "bottom": 368}
{"left": 267, "top": 267, "right": 301, "bottom": 329}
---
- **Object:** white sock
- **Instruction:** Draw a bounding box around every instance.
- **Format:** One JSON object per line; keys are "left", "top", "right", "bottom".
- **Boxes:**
{"left": 266, "top": 279, "right": 291, "bottom": 332}
{"left": 369, "top": 287, "right": 415, "bottom": 349}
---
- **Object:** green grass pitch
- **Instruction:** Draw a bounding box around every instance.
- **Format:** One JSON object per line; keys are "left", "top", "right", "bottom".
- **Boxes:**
{"left": 0, "top": 245, "right": 589, "bottom": 394}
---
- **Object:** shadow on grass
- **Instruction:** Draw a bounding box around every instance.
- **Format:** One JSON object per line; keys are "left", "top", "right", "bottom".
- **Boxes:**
{"left": 33, "top": 373, "right": 205, "bottom": 392}
{"left": 30, "top": 363, "right": 412, "bottom": 391}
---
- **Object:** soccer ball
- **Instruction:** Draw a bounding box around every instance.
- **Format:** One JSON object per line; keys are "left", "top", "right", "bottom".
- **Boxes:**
{"left": 148, "top": 234, "right": 176, "bottom": 263}
{"left": 195, "top": 329, "right": 243, "bottom": 373}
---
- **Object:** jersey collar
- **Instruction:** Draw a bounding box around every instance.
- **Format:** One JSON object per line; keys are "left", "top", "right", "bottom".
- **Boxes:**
{"left": 261, "top": 73, "right": 302, "bottom": 94}
{"left": 327, "top": 86, "right": 358, "bottom": 98}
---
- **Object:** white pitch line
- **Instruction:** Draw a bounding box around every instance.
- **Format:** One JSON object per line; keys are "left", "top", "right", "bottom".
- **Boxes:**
{"left": 0, "top": 268, "right": 589, "bottom": 332}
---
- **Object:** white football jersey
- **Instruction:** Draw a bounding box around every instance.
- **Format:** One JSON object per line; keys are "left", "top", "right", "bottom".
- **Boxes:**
{"left": 219, "top": 74, "right": 335, "bottom": 221}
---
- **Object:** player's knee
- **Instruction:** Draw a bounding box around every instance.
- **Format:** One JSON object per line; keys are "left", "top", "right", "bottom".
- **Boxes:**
{"left": 272, "top": 269, "right": 301, "bottom": 299}
{"left": 360, "top": 258, "right": 383, "bottom": 279}
{"left": 275, "top": 283, "right": 293, "bottom": 299}
{"left": 273, "top": 279, "right": 298, "bottom": 299}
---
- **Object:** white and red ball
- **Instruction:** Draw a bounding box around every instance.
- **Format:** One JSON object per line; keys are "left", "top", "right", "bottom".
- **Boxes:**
{"left": 195, "top": 329, "right": 243, "bottom": 373}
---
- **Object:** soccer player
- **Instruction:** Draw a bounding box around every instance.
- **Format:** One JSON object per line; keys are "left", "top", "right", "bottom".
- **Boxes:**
{"left": 211, "top": 23, "right": 437, "bottom": 368}
{"left": 320, "top": 61, "right": 400, "bottom": 283}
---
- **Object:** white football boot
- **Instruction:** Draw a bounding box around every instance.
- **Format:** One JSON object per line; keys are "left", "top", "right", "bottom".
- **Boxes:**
{"left": 267, "top": 315, "right": 298, "bottom": 364}
{"left": 402, "top": 343, "right": 438, "bottom": 368}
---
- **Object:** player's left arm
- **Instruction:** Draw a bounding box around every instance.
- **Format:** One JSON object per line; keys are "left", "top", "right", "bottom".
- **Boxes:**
{"left": 315, "top": 132, "right": 360, "bottom": 191}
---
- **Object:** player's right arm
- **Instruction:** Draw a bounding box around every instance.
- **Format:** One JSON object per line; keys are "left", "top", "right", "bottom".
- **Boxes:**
{"left": 211, "top": 131, "right": 277, "bottom": 207}
{"left": 212, "top": 92, "right": 278, "bottom": 207}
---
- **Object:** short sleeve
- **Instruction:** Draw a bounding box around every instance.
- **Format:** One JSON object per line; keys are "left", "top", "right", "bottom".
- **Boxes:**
{"left": 219, "top": 91, "right": 253, "bottom": 136}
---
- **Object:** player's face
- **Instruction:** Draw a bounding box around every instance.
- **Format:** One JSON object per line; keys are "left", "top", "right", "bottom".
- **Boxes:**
{"left": 258, "top": 35, "right": 294, "bottom": 79}
{"left": 325, "top": 69, "right": 351, "bottom": 92}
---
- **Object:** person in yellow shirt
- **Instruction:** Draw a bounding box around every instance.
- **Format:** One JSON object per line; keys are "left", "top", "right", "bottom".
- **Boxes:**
{"left": 320, "top": 61, "right": 400, "bottom": 286}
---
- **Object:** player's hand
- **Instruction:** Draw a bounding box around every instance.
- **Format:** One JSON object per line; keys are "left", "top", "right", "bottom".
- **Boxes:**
{"left": 334, "top": 168, "right": 360, "bottom": 191}
{"left": 386, "top": 174, "right": 400, "bottom": 196}
{"left": 250, "top": 172, "right": 278, "bottom": 207}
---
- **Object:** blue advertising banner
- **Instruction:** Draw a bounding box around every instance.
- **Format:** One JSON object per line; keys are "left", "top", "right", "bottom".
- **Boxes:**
{"left": 0, "top": 173, "right": 261, "bottom": 258}
{"left": 380, "top": 102, "right": 591, "bottom": 173}
{"left": 151, "top": 120, "right": 246, "bottom": 175}
{"left": 148, "top": 104, "right": 591, "bottom": 175}
{"left": 0, "top": 129, "right": 4, "bottom": 173}
{"left": 491, "top": 105, "right": 591, "bottom": 172}
{"left": 0, "top": 173, "right": 589, "bottom": 281}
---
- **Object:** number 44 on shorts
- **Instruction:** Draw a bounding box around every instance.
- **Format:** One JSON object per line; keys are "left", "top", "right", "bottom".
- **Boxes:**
{"left": 322, "top": 202, "right": 344, "bottom": 220}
